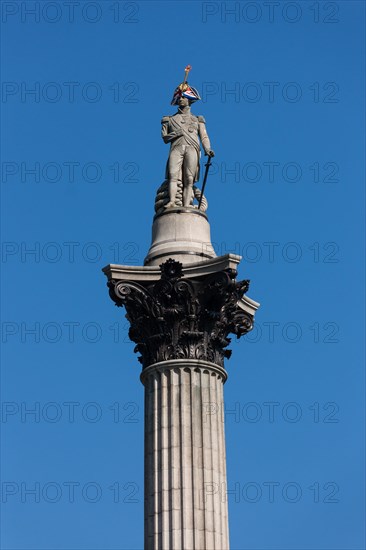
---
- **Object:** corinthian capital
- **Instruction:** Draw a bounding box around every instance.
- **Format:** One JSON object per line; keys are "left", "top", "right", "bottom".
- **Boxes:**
{"left": 107, "top": 258, "right": 255, "bottom": 369}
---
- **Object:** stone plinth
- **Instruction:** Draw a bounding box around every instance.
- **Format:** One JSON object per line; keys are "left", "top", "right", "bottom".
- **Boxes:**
{"left": 141, "top": 360, "right": 229, "bottom": 550}
{"left": 144, "top": 207, "right": 216, "bottom": 266}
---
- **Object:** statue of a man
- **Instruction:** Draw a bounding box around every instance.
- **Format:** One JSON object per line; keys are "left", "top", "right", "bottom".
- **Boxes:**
{"left": 162, "top": 66, "right": 215, "bottom": 208}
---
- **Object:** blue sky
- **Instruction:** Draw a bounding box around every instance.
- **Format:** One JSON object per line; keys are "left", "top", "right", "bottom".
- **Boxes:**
{"left": 1, "top": 1, "right": 365, "bottom": 549}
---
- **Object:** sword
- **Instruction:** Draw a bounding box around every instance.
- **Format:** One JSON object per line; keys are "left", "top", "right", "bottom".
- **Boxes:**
{"left": 198, "top": 155, "right": 213, "bottom": 210}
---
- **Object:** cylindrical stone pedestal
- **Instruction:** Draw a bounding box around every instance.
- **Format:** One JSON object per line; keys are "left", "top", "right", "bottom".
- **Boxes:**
{"left": 141, "top": 359, "right": 229, "bottom": 550}
{"left": 144, "top": 208, "right": 216, "bottom": 266}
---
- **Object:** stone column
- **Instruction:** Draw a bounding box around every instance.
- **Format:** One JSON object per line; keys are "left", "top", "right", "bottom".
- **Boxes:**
{"left": 141, "top": 360, "right": 229, "bottom": 550}
{"left": 104, "top": 256, "right": 259, "bottom": 550}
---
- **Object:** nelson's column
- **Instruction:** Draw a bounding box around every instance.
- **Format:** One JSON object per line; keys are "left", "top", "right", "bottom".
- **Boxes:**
{"left": 103, "top": 66, "right": 260, "bottom": 550}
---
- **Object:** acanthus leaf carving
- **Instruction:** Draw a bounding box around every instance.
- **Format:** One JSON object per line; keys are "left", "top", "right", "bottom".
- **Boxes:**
{"left": 107, "top": 259, "right": 255, "bottom": 369}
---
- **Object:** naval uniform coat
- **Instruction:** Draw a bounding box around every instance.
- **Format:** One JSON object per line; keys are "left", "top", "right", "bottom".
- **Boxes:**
{"left": 161, "top": 112, "right": 212, "bottom": 183}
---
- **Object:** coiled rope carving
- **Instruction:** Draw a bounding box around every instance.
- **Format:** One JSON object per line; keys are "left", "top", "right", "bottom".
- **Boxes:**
{"left": 154, "top": 180, "right": 208, "bottom": 214}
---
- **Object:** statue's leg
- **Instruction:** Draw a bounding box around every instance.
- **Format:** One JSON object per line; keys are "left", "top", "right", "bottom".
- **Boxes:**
{"left": 166, "top": 146, "right": 184, "bottom": 207}
{"left": 182, "top": 147, "right": 197, "bottom": 207}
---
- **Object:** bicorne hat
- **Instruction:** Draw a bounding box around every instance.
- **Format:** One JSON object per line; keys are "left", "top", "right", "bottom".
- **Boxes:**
{"left": 171, "top": 65, "right": 201, "bottom": 105}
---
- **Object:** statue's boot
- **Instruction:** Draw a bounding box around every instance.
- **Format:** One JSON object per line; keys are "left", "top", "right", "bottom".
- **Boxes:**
{"left": 183, "top": 183, "right": 194, "bottom": 207}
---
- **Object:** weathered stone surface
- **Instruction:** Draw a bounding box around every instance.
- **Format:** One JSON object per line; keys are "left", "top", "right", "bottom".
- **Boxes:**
{"left": 161, "top": 96, "right": 214, "bottom": 209}
{"left": 141, "top": 360, "right": 229, "bottom": 550}
{"left": 154, "top": 180, "right": 208, "bottom": 215}
{"left": 144, "top": 207, "right": 216, "bottom": 266}
{"left": 104, "top": 253, "right": 244, "bottom": 281}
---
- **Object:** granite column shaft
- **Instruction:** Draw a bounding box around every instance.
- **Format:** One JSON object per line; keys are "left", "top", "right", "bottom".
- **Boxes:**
{"left": 141, "top": 360, "right": 229, "bottom": 550}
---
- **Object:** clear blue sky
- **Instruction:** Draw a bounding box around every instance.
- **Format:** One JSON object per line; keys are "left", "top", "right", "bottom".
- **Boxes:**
{"left": 1, "top": 1, "right": 365, "bottom": 549}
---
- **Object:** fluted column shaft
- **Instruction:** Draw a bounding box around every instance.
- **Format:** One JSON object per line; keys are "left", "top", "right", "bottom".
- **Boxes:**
{"left": 141, "top": 359, "right": 229, "bottom": 550}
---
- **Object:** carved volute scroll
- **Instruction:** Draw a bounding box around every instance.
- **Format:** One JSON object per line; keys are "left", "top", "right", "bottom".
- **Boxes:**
{"left": 107, "top": 258, "right": 253, "bottom": 369}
